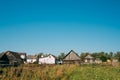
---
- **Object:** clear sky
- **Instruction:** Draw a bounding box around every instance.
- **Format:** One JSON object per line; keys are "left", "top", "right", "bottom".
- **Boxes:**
{"left": 0, "top": 0, "right": 120, "bottom": 55}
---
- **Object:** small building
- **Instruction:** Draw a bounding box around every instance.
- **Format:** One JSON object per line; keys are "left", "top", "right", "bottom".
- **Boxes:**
{"left": 39, "top": 54, "right": 57, "bottom": 64}
{"left": 63, "top": 50, "right": 80, "bottom": 64}
{"left": 27, "top": 55, "right": 38, "bottom": 63}
{"left": 0, "top": 51, "right": 24, "bottom": 66}
{"left": 84, "top": 54, "right": 95, "bottom": 63}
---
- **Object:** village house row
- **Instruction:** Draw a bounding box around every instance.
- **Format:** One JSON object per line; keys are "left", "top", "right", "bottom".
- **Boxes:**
{"left": 0, "top": 50, "right": 117, "bottom": 66}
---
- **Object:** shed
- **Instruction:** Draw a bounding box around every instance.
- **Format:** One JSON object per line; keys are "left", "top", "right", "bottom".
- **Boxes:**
{"left": 84, "top": 54, "right": 95, "bottom": 63}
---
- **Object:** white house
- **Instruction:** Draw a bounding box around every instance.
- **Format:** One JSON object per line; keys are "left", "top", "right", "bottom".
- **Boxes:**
{"left": 39, "top": 54, "right": 56, "bottom": 64}
{"left": 27, "top": 55, "right": 37, "bottom": 63}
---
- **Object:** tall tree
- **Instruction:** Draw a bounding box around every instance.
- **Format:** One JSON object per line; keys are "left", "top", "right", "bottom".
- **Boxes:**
{"left": 116, "top": 52, "right": 120, "bottom": 62}
{"left": 91, "top": 52, "right": 99, "bottom": 58}
{"left": 38, "top": 53, "right": 44, "bottom": 58}
{"left": 109, "top": 52, "right": 113, "bottom": 58}
{"left": 100, "top": 55, "right": 107, "bottom": 62}
{"left": 58, "top": 53, "right": 66, "bottom": 60}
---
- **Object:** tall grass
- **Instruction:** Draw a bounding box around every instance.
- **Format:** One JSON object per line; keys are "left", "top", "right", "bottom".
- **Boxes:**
{"left": 0, "top": 64, "right": 120, "bottom": 80}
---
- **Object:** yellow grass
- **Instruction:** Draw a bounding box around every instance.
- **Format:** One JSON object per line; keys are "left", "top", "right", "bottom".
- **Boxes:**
{"left": 0, "top": 64, "right": 120, "bottom": 80}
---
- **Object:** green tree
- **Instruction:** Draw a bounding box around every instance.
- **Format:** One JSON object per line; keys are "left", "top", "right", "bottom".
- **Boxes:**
{"left": 38, "top": 53, "right": 44, "bottom": 58}
{"left": 58, "top": 53, "right": 66, "bottom": 60}
{"left": 100, "top": 55, "right": 107, "bottom": 62}
{"left": 109, "top": 52, "right": 113, "bottom": 58}
{"left": 91, "top": 52, "right": 99, "bottom": 58}
{"left": 114, "top": 52, "right": 120, "bottom": 62}
{"left": 98, "top": 52, "right": 105, "bottom": 58}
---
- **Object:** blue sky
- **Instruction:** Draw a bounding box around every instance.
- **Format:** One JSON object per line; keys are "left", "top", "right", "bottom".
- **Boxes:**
{"left": 0, "top": 0, "right": 120, "bottom": 55}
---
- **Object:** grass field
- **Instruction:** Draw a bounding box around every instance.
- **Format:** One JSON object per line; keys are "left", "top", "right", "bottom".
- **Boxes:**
{"left": 0, "top": 64, "right": 120, "bottom": 80}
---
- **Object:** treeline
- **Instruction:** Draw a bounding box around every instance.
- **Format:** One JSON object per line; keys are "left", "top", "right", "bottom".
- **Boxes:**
{"left": 80, "top": 51, "right": 120, "bottom": 62}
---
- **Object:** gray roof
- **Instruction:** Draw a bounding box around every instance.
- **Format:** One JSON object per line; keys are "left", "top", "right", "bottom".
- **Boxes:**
{"left": 27, "top": 55, "right": 37, "bottom": 59}
{"left": 5, "top": 51, "right": 22, "bottom": 61}
{"left": 0, "top": 51, "right": 23, "bottom": 64}
{"left": 63, "top": 50, "right": 80, "bottom": 60}
{"left": 85, "top": 55, "right": 94, "bottom": 59}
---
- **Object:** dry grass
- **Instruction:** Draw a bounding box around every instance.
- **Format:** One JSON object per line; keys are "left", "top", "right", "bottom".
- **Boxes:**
{"left": 0, "top": 63, "right": 120, "bottom": 80}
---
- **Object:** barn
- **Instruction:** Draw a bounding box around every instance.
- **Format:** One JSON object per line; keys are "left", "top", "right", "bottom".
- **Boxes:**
{"left": 0, "top": 51, "right": 24, "bottom": 66}
{"left": 63, "top": 50, "right": 81, "bottom": 64}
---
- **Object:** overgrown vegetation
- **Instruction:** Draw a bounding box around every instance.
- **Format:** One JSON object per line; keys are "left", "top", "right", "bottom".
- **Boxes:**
{"left": 80, "top": 51, "right": 120, "bottom": 62}
{"left": 0, "top": 64, "right": 120, "bottom": 80}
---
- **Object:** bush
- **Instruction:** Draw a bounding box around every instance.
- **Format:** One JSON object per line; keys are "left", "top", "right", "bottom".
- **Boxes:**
{"left": 100, "top": 55, "right": 107, "bottom": 62}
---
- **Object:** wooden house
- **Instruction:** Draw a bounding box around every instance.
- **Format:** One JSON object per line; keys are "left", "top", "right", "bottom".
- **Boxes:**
{"left": 0, "top": 51, "right": 24, "bottom": 66}
{"left": 39, "top": 54, "right": 57, "bottom": 64}
{"left": 63, "top": 50, "right": 80, "bottom": 64}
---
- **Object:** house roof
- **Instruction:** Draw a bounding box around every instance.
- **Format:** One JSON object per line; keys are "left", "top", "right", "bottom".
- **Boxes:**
{"left": 63, "top": 50, "right": 80, "bottom": 60}
{"left": 40, "top": 54, "right": 57, "bottom": 59}
{"left": 0, "top": 51, "right": 23, "bottom": 63}
{"left": 5, "top": 51, "right": 22, "bottom": 61}
{"left": 48, "top": 54, "right": 57, "bottom": 59}
{"left": 27, "top": 55, "right": 37, "bottom": 59}
{"left": 85, "top": 54, "right": 94, "bottom": 59}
